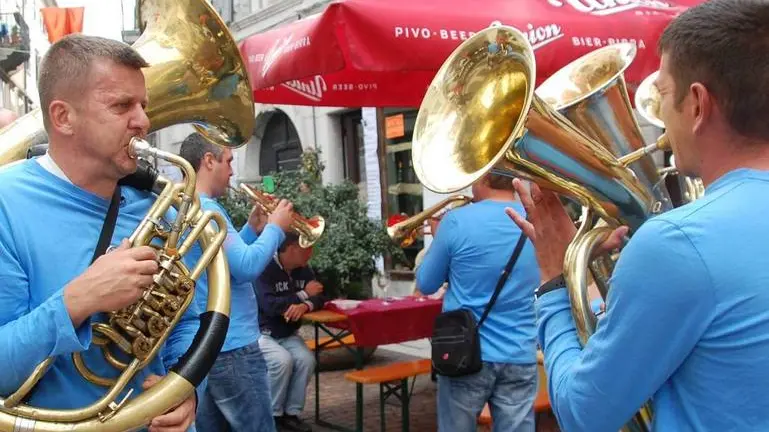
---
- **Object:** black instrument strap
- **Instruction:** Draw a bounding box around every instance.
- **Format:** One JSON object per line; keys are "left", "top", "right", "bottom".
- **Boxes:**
{"left": 90, "top": 187, "right": 121, "bottom": 264}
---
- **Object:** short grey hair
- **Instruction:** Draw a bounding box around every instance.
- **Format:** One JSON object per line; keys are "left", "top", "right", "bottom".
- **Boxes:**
{"left": 179, "top": 132, "right": 224, "bottom": 172}
{"left": 38, "top": 34, "right": 148, "bottom": 129}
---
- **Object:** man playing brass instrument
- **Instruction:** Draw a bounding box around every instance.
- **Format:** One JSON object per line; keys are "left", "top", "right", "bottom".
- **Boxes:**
{"left": 507, "top": 1, "right": 769, "bottom": 430}
{"left": 417, "top": 173, "right": 540, "bottom": 432}
{"left": 179, "top": 132, "right": 293, "bottom": 432}
{"left": 0, "top": 35, "right": 197, "bottom": 431}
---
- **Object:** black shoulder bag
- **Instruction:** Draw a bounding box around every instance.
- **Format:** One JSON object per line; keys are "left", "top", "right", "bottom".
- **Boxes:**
{"left": 431, "top": 232, "right": 528, "bottom": 377}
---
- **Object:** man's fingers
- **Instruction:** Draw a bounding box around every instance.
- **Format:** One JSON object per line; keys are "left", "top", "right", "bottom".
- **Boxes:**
{"left": 513, "top": 179, "right": 538, "bottom": 218}
{"left": 150, "top": 408, "right": 185, "bottom": 428}
{"left": 505, "top": 207, "right": 536, "bottom": 241}
{"left": 129, "top": 245, "right": 159, "bottom": 261}
{"left": 604, "top": 226, "right": 629, "bottom": 250}
{"left": 141, "top": 374, "right": 162, "bottom": 390}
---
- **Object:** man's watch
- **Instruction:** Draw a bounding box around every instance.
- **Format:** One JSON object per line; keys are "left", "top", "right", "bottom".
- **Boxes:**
{"left": 535, "top": 274, "right": 567, "bottom": 299}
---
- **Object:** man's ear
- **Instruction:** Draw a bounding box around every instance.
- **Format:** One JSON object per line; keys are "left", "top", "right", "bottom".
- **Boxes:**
{"left": 689, "top": 82, "right": 712, "bottom": 136}
{"left": 48, "top": 100, "right": 76, "bottom": 136}
{"left": 202, "top": 152, "right": 216, "bottom": 171}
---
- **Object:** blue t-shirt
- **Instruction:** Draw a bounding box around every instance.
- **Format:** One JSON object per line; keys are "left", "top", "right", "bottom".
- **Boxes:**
{"left": 191, "top": 194, "right": 284, "bottom": 352}
{"left": 0, "top": 160, "right": 201, "bottom": 408}
{"left": 538, "top": 168, "right": 769, "bottom": 431}
{"left": 416, "top": 199, "right": 541, "bottom": 364}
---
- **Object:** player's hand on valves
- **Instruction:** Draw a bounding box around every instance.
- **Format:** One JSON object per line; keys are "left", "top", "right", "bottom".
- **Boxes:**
{"left": 65, "top": 239, "right": 159, "bottom": 326}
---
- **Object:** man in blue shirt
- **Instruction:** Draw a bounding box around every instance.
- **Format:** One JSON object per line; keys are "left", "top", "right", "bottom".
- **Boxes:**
{"left": 416, "top": 173, "right": 540, "bottom": 432}
{"left": 506, "top": 1, "right": 769, "bottom": 430}
{"left": 179, "top": 133, "right": 293, "bottom": 432}
{"left": 0, "top": 35, "right": 197, "bottom": 430}
{"left": 255, "top": 233, "right": 326, "bottom": 432}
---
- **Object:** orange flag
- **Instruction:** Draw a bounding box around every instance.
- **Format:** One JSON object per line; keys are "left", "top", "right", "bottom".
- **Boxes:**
{"left": 41, "top": 7, "right": 85, "bottom": 43}
{"left": 66, "top": 7, "right": 84, "bottom": 34}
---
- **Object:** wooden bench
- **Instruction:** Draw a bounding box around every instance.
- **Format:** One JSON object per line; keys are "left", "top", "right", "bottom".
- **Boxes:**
{"left": 344, "top": 358, "right": 432, "bottom": 432}
{"left": 304, "top": 333, "right": 355, "bottom": 351}
{"left": 478, "top": 352, "right": 551, "bottom": 427}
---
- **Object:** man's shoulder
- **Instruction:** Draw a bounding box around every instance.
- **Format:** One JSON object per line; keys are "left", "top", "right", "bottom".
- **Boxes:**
{"left": 257, "top": 259, "right": 282, "bottom": 282}
{"left": 0, "top": 159, "right": 38, "bottom": 192}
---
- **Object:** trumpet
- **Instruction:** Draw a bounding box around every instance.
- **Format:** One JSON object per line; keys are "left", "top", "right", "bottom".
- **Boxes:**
{"left": 387, "top": 195, "right": 472, "bottom": 247}
{"left": 235, "top": 183, "right": 325, "bottom": 248}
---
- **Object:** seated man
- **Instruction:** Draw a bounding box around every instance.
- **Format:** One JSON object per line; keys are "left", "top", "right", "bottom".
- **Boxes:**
{"left": 255, "top": 232, "right": 326, "bottom": 432}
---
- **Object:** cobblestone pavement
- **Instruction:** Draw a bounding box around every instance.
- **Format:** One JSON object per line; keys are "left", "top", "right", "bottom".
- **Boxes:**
{"left": 297, "top": 348, "right": 560, "bottom": 432}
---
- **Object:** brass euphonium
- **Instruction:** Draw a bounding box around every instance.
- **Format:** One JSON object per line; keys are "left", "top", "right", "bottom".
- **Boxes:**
{"left": 0, "top": 0, "right": 255, "bottom": 430}
{"left": 412, "top": 25, "right": 658, "bottom": 431}
{"left": 387, "top": 194, "right": 472, "bottom": 247}
{"left": 237, "top": 183, "right": 326, "bottom": 248}
{"left": 635, "top": 70, "right": 705, "bottom": 203}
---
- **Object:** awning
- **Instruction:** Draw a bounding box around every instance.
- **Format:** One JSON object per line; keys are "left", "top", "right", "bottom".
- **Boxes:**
{"left": 239, "top": 0, "right": 697, "bottom": 107}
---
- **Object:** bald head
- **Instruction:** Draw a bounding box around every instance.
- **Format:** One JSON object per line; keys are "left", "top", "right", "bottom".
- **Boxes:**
{"left": 0, "top": 108, "right": 18, "bottom": 129}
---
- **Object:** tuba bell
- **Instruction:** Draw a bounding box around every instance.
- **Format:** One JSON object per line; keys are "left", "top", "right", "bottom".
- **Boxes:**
{"left": 0, "top": 0, "right": 254, "bottom": 430}
{"left": 412, "top": 24, "right": 659, "bottom": 431}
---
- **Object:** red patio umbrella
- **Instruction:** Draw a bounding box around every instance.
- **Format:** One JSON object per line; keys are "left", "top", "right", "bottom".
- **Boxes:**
{"left": 239, "top": 0, "right": 696, "bottom": 107}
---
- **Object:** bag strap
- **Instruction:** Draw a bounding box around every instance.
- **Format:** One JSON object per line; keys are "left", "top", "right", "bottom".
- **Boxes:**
{"left": 477, "top": 232, "right": 528, "bottom": 328}
{"left": 90, "top": 187, "right": 121, "bottom": 264}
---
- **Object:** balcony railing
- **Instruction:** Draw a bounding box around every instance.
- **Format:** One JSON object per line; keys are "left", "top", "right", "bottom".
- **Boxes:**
{"left": 0, "top": 12, "right": 30, "bottom": 75}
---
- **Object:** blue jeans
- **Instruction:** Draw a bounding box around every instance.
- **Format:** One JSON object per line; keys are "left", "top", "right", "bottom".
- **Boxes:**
{"left": 437, "top": 361, "right": 537, "bottom": 432}
{"left": 259, "top": 333, "right": 315, "bottom": 416}
{"left": 196, "top": 341, "right": 276, "bottom": 432}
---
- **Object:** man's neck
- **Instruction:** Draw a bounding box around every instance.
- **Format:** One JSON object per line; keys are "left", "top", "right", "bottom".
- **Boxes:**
{"left": 195, "top": 177, "right": 218, "bottom": 198}
{"left": 699, "top": 140, "right": 769, "bottom": 186}
{"left": 277, "top": 254, "right": 294, "bottom": 272}
{"left": 477, "top": 190, "right": 516, "bottom": 202}
{"left": 48, "top": 143, "right": 117, "bottom": 199}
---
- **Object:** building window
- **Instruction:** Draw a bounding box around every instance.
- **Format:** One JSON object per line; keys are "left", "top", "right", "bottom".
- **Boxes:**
{"left": 382, "top": 108, "right": 422, "bottom": 273}
{"left": 260, "top": 110, "right": 303, "bottom": 175}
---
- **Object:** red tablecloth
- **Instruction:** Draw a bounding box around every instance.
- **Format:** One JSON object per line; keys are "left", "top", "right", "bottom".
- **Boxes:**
{"left": 325, "top": 297, "right": 442, "bottom": 347}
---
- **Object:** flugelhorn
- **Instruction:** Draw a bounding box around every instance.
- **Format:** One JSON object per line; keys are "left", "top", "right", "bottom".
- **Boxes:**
{"left": 412, "top": 25, "right": 656, "bottom": 431}
{"left": 0, "top": 0, "right": 253, "bottom": 429}
{"left": 237, "top": 183, "right": 325, "bottom": 248}
{"left": 387, "top": 194, "right": 472, "bottom": 247}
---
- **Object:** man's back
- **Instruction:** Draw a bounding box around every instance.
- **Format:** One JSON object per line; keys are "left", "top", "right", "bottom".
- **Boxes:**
{"left": 418, "top": 199, "right": 540, "bottom": 364}
{"left": 646, "top": 168, "right": 769, "bottom": 429}
{"left": 546, "top": 168, "right": 769, "bottom": 431}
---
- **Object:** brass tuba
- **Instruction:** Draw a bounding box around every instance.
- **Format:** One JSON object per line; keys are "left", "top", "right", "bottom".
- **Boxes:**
{"left": 412, "top": 24, "right": 659, "bottom": 431}
{"left": 387, "top": 194, "right": 472, "bottom": 247}
{"left": 0, "top": 0, "right": 255, "bottom": 430}
{"left": 635, "top": 70, "right": 705, "bottom": 203}
{"left": 237, "top": 183, "right": 326, "bottom": 248}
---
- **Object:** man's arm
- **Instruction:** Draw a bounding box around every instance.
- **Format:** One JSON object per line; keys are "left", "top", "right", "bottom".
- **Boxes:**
{"left": 537, "top": 219, "right": 716, "bottom": 431}
{"left": 204, "top": 200, "right": 285, "bottom": 284}
{"left": 415, "top": 215, "right": 454, "bottom": 295}
{"left": 0, "top": 235, "right": 91, "bottom": 396}
{"left": 239, "top": 223, "right": 259, "bottom": 244}
{"left": 255, "top": 278, "right": 304, "bottom": 317}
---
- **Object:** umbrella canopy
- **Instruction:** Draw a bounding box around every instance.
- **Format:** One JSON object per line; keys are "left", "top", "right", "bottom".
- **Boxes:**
{"left": 240, "top": 0, "right": 695, "bottom": 107}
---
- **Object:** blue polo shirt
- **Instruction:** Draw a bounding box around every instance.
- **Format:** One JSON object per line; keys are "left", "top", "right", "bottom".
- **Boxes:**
{"left": 538, "top": 168, "right": 769, "bottom": 431}
{"left": 191, "top": 195, "right": 284, "bottom": 352}
{"left": 416, "top": 199, "right": 541, "bottom": 364}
